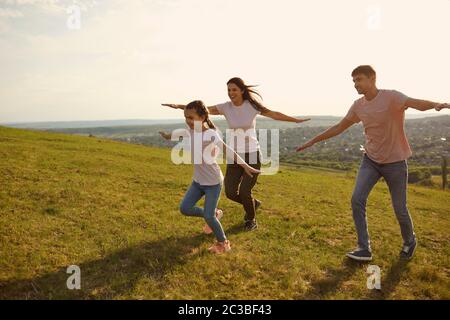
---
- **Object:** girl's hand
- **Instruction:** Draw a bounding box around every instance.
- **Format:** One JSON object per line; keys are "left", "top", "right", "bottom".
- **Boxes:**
{"left": 243, "top": 165, "right": 261, "bottom": 177}
{"left": 162, "top": 103, "right": 181, "bottom": 109}
{"left": 435, "top": 103, "right": 450, "bottom": 111}
{"left": 296, "top": 140, "right": 314, "bottom": 152}
{"left": 159, "top": 131, "right": 171, "bottom": 140}
{"left": 296, "top": 118, "right": 311, "bottom": 124}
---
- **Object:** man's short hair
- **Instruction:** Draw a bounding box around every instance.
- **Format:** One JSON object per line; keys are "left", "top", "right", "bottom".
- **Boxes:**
{"left": 351, "top": 65, "right": 376, "bottom": 78}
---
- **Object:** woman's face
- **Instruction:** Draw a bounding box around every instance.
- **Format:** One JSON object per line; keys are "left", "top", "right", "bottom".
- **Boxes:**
{"left": 184, "top": 108, "right": 205, "bottom": 130}
{"left": 227, "top": 83, "right": 244, "bottom": 104}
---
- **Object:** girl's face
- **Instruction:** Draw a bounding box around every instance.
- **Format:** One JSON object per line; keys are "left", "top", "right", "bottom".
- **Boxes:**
{"left": 184, "top": 108, "right": 205, "bottom": 130}
{"left": 227, "top": 83, "right": 244, "bottom": 104}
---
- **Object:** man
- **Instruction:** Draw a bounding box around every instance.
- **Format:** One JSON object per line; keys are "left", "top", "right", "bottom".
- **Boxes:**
{"left": 296, "top": 65, "right": 449, "bottom": 261}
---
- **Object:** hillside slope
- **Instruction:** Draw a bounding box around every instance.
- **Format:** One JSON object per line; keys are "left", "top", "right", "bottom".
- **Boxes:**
{"left": 0, "top": 126, "right": 448, "bottom": 299}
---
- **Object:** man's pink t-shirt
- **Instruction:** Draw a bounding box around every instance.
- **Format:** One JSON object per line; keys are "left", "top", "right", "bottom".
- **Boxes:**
{"left": 344, "top": 89, "right": 412, "bottom": 164}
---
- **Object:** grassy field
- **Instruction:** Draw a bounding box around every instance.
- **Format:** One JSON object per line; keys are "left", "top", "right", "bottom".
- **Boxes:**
{"left": 0, "top": 126, "right": 449, "bottom": 300}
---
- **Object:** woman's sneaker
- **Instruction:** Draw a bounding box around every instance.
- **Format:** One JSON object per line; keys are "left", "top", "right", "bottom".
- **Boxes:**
{"left": 208, "top": 240, "right": 231, "bottom": 254}
{"left": 203, "top": 209, "right": 223, "bottom": 235}
{"left": 244, "top": 219, "right": 258, "bottom": 231}
{"left": 399, "top": 239, "right": 417, "bottom": 261}
{"left": 346, "top": 247, "right": 373, "bottom": 261}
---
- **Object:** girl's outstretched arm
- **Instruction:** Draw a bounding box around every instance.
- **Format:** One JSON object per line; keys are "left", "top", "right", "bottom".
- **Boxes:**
{"left": 260, "top": 108, "right": 310, "bottom": 123}
{"left": 213, "top": 133, "right": 260, "bottom": 177}
{"left": 158, "top": 131, "right": 171, "bottom": 140}
{"left": 159, "top": 129, "right": 189, "bottom": 141}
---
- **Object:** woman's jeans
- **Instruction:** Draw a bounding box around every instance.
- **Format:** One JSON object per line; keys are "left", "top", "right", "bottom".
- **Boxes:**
{"left": 224, "top": 151, "right": 261, "bottom": 222}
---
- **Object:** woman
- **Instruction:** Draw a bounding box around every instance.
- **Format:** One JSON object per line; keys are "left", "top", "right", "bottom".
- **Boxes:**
{"left": 163, "top": 77, "right": 309, "bottom": 231}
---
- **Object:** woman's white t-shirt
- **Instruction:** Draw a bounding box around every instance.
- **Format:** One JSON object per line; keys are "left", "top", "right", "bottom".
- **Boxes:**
{"left": 215, "top": 100, "right": 261, "bottom": 153}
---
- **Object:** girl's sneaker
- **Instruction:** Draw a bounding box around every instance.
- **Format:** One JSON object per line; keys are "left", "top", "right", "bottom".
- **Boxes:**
{"left": 208, "top": 240, "right": 231, "bottom": 254}
{"left": 203, "top": 209, "right": 223, "bottom": 235}
{"left": 254, "top": 199, "right": 261, "bottom": 211}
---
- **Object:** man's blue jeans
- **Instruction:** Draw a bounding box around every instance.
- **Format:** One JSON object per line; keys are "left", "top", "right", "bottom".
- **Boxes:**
{"left": 179, "top": 181, "right": 226, "bottom": 242}
{"left": 351, "top": 154, "right": 416, "bottom": 251}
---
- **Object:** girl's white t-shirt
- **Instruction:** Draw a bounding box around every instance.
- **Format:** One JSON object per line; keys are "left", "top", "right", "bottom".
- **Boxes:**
{"left": 189, "top": 128, "right": 224, "bottom": 186}
{"left": 215, "top": 100, "right": 261, "bottom": 153}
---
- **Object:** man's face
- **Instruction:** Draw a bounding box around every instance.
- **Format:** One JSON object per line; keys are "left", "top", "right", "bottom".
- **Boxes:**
{"left": 352, "top": 74, "right": 376, "bottom": 94}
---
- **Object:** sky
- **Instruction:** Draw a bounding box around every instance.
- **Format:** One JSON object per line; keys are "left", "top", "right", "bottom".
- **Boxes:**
{"left": 0, "top": 0, "right": 449, "bottom": 123}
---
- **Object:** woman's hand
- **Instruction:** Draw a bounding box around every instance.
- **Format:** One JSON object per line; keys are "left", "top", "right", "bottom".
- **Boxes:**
{"left": 435, "top": 103, "right": 450, "bottom": 111}
{"left": 162, "top": 103, "right": 184, "bottom": 109}
{"left": 243, "top": 165, "right": 261, "bottom": 177}
{"left": 159, "top": 131, "right": 171, "bottom": 140}
{"left": 295, "top": 118, "right": 311, "bottom": 124}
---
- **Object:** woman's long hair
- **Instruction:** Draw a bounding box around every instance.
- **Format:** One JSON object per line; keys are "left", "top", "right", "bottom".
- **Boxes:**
{"left": 227, "top": 77, "right": 269, "bottom": 113}
{"left": 185, "top": 100, "right": 216, "bottom": 130}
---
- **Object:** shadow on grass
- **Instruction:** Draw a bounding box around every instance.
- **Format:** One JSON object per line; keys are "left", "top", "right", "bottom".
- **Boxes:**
{"left": 301, "top": 258, "right": 362, "bottom": 299}
{"left": 0, "top": 232, "right": 216, "bottom": 300}
{"left": 301, "top": 258, "right": 410, "bottom": 300}
{"left": 224, "top": 222, "right": 246, "bottom": 236}
{"left": 366, "top": 259, "right": 409, "bottom": 300}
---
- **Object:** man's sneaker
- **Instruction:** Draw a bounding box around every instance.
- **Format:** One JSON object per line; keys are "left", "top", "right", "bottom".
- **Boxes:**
{"left": 203, "top": 209, "right": 223, "bottom": 235}
{"left": 399, "top": 239, "right": 417, "bottom": 261}
{"left": 208, "top": 240, "right": 231, "bottom": 254}
{"left": 244, "top": 219, "right": 258, "bottom": 231}
{"left": 346, "top": 248, "right": 373, "bottom": 261}
{"left": 254, "top": 199, "right": 261, "bottom": 211}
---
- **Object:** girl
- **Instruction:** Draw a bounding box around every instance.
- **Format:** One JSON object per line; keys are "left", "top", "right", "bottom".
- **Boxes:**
{"left": 163, "top": 77, "right": 310, "bottom": 231}
{"left": 159, "top": 100, "right": 260, "bottom": 254}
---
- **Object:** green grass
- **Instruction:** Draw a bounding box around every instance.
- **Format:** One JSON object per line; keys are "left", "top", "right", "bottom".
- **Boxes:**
{"left": 0, "top": 126, "right": 449, "bottom": 300}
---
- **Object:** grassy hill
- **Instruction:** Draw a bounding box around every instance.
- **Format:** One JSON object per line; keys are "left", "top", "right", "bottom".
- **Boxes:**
{"left": 0, "top": 126, "right": 448, "bottom": 300}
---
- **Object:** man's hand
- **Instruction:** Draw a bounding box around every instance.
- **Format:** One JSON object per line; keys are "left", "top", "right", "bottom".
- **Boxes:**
{"left": 435, "top": 103, "right": 450, "bottom": 111}
{"left": 296, "top": 140, "right": 315, "bottom": 152}
{"left": 295, "top": 118, "right": 354, "bottom": 152}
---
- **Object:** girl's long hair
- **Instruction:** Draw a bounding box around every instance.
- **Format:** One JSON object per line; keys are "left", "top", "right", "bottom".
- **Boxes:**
{"left": 227, "top": 77, "right": 269, "bottom": 113}
{"left": 185, "top": 100, "right": 216, "bottom": 130}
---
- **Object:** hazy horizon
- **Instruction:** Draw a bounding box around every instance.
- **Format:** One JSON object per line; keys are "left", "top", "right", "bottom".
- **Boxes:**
{"left": 2, "top": 113, "right": 447, "bottom": 129}
{"left": 1, "top": 0, "right": 449, "bottom": 123}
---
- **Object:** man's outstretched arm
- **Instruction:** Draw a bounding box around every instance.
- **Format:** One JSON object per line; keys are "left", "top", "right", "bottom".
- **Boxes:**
{"left": 296, "top": 117, "right": 355, "bottom": 152}
{"left": 405, "top": 98, "right": 450, "bottom": 111}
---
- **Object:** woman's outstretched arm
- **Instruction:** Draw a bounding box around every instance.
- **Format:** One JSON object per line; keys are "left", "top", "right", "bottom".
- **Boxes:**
{"left": 162, "top": 103, "right": 221, "bottom": 115}
{"left": 207, "top": 106, "right": 220, "bottom": 115}
{"left": 260, "top": 108, "right": 310, "bottom": 123}
{"left": 161, "top": 103, "right": 185, "bottom": 110}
